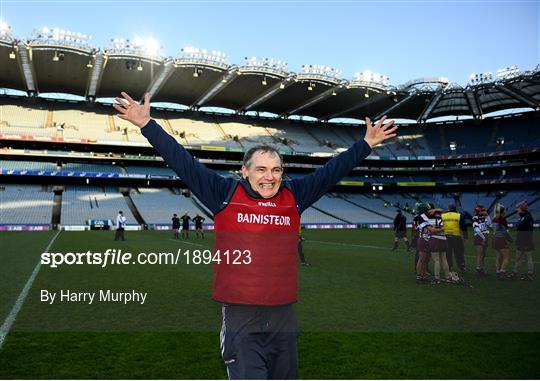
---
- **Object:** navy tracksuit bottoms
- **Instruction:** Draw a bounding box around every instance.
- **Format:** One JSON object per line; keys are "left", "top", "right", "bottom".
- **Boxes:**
{"left": 220, "top": 304, "right": 299, "bottom": 379}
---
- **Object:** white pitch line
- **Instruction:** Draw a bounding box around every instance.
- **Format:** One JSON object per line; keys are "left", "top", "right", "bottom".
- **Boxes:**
{"left": 0, "top": 230, "right": 61, "bottom": 350}
{"left": 167, "top": 238, "right": 207, "bottom": 248}
{"left": 307, "top": 239, "right": 388, "bottom": 250}
{"left": 307, "top": 239, "right": 540, "bottom": 263}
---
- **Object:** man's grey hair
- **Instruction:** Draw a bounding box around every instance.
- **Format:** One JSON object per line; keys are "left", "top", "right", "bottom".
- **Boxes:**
{"left": 242, "top": 145, "right": 283, "bottom": 168}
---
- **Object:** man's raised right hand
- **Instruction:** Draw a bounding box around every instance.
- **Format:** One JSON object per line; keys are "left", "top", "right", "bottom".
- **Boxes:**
{"left": 113, "top": 92, "right": 151, "bottom": 128}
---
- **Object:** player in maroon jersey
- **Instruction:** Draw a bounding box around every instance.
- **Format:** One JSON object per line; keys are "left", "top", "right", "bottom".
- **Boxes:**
{"left": 492, "top": 203, "right": 512, "bottom": 279}
{"left": 426, "top": 206, "right": 450, "bottom": 284}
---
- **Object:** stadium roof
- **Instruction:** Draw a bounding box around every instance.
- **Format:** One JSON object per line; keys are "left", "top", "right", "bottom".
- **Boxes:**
{"left": 1, "top": 28, "right": 539, "bottom": 122}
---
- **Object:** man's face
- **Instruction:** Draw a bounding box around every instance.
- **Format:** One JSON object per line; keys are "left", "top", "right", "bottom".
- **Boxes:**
{"left": 241, "top": 150, "right": 283, "bottom": 199}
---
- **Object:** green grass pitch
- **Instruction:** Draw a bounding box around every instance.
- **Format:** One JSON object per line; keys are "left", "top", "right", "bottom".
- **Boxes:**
{"left": 0, "top": 229, "right": 539, "bottom": 379}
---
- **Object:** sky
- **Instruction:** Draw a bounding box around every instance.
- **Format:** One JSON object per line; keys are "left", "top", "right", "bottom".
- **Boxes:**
{"left": 0, "top": 0, "right": 538, "bottom": 87}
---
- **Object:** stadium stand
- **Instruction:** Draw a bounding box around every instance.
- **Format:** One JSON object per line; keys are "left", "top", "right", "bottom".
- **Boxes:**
{"left": 60, "top": 162, "right": 122, "bottom": 173}
{"left": 130, "top": 188, "right": 205, "bottom": 224}
{"left": 60, "top": 186, "right": 135, "bottom": 225}
{"left": 218, "top": 120, "right": 280, "bottom": 149}
{"left": 313, "top": 194, "right": 393, "bottom": 223}
{"left": 306, "top": 124, "right": 353, "bottom": 150}
{"left": 392, "top": 131, "right": 431, "bottom": 156}
{"left": 52, "top": 107, "right": 108, "bottom": 140}
{"left": 212, "top": 169, "right": 241, "bottom": 178}
{"left": 498, "top": 190, "right": 536, "bottom": 209}
{"left": 124, "top": 165, "right": 176, "bottom": 176}
{"left": 0, "top": 184, "right": 54, "bottom": 224}
{"left": 112, "top": 118, "right": 145, "bottom": 143}
{"left": 267, "top": 121, "right": 335, "bottom": 153}
{"left": 457, "top": 192, "right": 496, "bottom": 212}
{"left": 167, "top": 115, "right": 233, "bottom": 147}
{"left": 340, "top": 194, "right": 395, "bottom": 221}
{"left": 0, "top": 99, "right": 54, "bottom": 137}
{"left": 300, "top": 206, "right": 345, "bottom": 224}
{"left": 497, "top": 116, "right": 540, "bottom": 150}
{"left": 415, "top": 193, "right": 457, "bottom": 209}
{"left": 379, "top": 193, "right": 418, "bottom": 211}
{"left": 498, "top": 190, "right": 539, "bottom": 221}
{"left": 0, "top": 160, "right": 58, "bottom": 171}
{"left": 423, "top": 114, "right": 540, "bottom": 155}
{"left": 0, "top": 100, "right": 48, "bottom": 128}
{"left": 1, "top": 99, "right": 538, "bottom": 227}
{"left": 1, "top": 124, "right": 56, "bottom": 138}
{"left": 2, "top": 96, "right": 538, "bottom": 157}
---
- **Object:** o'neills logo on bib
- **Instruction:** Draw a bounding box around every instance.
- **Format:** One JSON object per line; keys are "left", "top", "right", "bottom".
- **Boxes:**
{"left": 237, "top": 213, "right": 291, "bottom": 226}
{"left": 258, "top": 201, "right": 277, "bottom": 207}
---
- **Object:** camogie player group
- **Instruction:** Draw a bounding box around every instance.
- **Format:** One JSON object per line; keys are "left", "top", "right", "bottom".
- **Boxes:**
{"left": 411, "top": 200, "right": 535, "bottom": 285}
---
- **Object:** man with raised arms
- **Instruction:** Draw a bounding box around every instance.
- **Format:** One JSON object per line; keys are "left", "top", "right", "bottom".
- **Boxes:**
{"left": 113, "top": 92, "right": 397, "bottom": 380}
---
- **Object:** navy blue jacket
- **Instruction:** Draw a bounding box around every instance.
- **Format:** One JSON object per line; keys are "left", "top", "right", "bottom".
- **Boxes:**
{"left": 141, "top": 119, "right": 372, "bottom": 215}
{"left": 517, "top": 211, "right": 534, "bottom": 231}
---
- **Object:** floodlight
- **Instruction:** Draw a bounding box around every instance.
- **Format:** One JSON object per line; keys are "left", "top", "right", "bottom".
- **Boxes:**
{"left": 131, "top": 36, "right": 161, "bottom": 57}
{"left": 243, "top": 56, "right": 288, "bottom": 73}
{"left": 0, "top": 21, "right": 9, "bottom": 31}
{"left": 107, "top": 36, "right": 163, "bottom": 58}
{"left": 301, "top": 64, "right": 341, "bottom": 81}
{"left": 180, "top": 46, "right": 228, "bottom": 68}
{"left": 496, "top": 65, "right": 520, "bottom": 80}
{"left": 33, "top": 26, "right": 93, "bottom": 51}
{"left": 9, "top": 51, "right": 15, "bottom": 59}
{"left": 469, "top": 72, "right": 493, "bottom": 85}
{"left": 352, "top": 70, "right": 390, "bottom": 87}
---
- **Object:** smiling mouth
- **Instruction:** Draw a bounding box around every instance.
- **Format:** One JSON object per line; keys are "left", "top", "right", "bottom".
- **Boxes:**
{"left": 259, "top": 183, "right": 274, "bottom": 189}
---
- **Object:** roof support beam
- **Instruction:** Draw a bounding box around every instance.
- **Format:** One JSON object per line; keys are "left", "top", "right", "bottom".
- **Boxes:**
{"left": 278, "top": 85, "right": 343, "bottom": 118}
{"left": 417, "top": 90, "right": 444, "bottom": 123}
{"left": 524, "top": 78, "right": 540, "bottom": 86}
{"left": 191, "top": 67, "right": 238, "bottom": 109}
{"left": 495, "top": 84, "right": 540, "bottom": 109}
{"left": 144, "top": 60, "right": 175, "bottom": 100}
{"left": 372, "top": 92, "right": 416, "bottom": 121}
{"left": 319, "top": 90, "right": 387, "bottom": 120}
{"left": 239, "top": 76, "right": 294, "bottom": 112}
{"left": 17, "top": 42, "right": 37, "bottom": 94}
{"left": 464, "top": 89, "right": 482, "bottom": 119}
{"left": 85, "top": 52, "right": 105, "bottom": 100}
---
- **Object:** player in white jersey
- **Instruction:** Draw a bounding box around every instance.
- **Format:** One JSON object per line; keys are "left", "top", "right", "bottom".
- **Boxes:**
{"left": 472, "top": 205, "right": 492, "bottom": 276}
